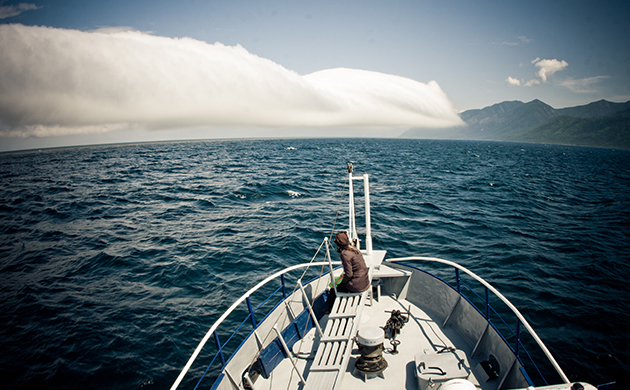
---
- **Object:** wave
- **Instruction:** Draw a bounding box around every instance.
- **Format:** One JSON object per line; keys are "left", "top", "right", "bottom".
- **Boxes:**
{"left": 0, "top": 139, "right": 628, "bottom": 389}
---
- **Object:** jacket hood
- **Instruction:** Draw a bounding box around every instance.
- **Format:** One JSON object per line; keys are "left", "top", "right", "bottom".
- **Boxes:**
{"left": 334, "top": 231, "right": 351, "bottom": 247}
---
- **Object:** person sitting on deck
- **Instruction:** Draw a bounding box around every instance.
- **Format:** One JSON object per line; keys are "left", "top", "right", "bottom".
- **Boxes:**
{"left": 326, "top": 231, "right": 369, "bottom": 311}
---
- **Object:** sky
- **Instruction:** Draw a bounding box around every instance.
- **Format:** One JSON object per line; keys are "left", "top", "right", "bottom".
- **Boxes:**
{"left": 1, "top": 0, "right": 629, "bottom": 152}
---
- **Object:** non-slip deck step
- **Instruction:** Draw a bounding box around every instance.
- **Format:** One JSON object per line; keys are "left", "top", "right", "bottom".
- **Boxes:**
{"left": 304, "top": 289, "right": 368, "bottom": 390}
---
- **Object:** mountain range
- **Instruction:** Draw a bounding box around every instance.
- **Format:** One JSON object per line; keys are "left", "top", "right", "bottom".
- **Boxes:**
{"left": 401, "top": 99, "right": 630, "bottom": 149}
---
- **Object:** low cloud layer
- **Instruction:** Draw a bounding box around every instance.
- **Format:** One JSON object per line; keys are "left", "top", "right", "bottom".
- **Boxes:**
{"left": 507, "top": 58, "right": 568, "bottom": 87}
{"left": 560, "top": 76, "right": 609, "bottom": 93}
{"left": 0, "top": 24, "right": 463, "bottom": 138}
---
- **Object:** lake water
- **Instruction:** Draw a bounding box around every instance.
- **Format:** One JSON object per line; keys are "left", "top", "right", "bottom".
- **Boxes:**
{"left": 1, "top": 138, "right": 628, "bottom": 389}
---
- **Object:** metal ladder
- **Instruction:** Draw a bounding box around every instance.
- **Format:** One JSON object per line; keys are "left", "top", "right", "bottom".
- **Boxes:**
{"left": 304, "top": 289, "right": 368, "bottom": 390}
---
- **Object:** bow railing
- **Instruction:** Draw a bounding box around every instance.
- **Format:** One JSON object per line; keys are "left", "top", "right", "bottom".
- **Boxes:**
{"left": 386, "top": 256, "right": 570, "bottom": 386}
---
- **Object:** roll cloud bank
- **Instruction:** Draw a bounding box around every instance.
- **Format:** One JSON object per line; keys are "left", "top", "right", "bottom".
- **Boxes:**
{"left": 0, "top": 24, "right": 463, "bottom": 138}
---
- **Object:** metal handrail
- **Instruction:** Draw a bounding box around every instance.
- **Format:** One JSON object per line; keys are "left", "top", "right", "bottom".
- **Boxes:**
{"left": 173, "top": 255, "right": 570, "bottom": 389}
{"left": 386, "top": 256, "right": 570, "bottom": 384}
{"left": 170, "top": 261, "right": 341, "bottom": 390}
{"left": 457, "top": 278, "right": 548, "bottom": 385}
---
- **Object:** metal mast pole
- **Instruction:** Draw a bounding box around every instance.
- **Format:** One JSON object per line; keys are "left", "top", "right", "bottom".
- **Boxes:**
{"left": 363, "top": 174, "right": 372, "bottom": 254}
{"left": 348, "top": 164, "right": 356, "bottom": 243}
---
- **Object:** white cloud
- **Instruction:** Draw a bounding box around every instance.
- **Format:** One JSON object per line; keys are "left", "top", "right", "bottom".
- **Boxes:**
{"left": 506, "top": 76, "right": 521, "bottom": 87}
{"left": 0, "top": 2, "right": 39, "bottom": 19}
{"left": 525, "top": 58, "right": 569, "bottom": 86}
{"left": 0, "top": 24, "right": 463, "bottom": 138}
{"left": 502, "top": 36, "right": 533, "bottom": 46}
{"left": 507, "top": 58, "right": 568, "bottom": 88}
{"left": 559, "top": 76, "right": 608, "bottom": 93}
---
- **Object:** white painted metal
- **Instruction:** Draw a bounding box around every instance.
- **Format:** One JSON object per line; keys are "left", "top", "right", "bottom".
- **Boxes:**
{"left": 386, "top": 256, "right": 571, "bottom": 385}
{"left": 297, "top": 280, "right": 324, "bottom": 337}
{"left": 324, "top": 238, "right": 338, "bottom": 295}
{"left": 347, "top": 173, "right": 372, "bottom": 254}
{"left": 272, "top": 324, "right": 307, "bottom": 384}
{"left": 305, "top": 289, "right": 368, "bottom": 390}
{"left": 363, "top": 174, "right": 372, "bottom": 254}
{"left": 348, "top": 171, "right": 356, "bottom": 244}
{"left": 170, "top": 260, "right": 340, "bottom": 390}
{"left": 172, "top": 169, "right": 586, "bottom": 390}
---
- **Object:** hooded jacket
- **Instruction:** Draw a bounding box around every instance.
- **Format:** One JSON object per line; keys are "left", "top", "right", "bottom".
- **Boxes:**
{"left": 334, "top": 232, "right": 369, "bottom": 293}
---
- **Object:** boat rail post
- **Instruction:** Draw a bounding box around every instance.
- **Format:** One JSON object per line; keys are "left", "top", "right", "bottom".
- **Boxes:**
{"left": 348, "top": 165, "right": 357, "bottom": 243}
{"left": 485, "top": 287, "right": 490, "bottom": 320}
{"left": 324, "top": 237, "right": 338, "bottom": 295}
{"left": 515, "top": 319, "right": 522, "bottom": 358}
{"left": 297, "top": 280, "right": 324, "bottom": 337}
{"left": 213, "top": 330, "right": 226, "bottom": 367}
{"left": 246, "top": 297, "right": 257, "bottom": 329}
{"left": 273, "top": 324, "right": 307, "bottom": 385}
{"left": 456, "top": 268, "right": 461, "bottom": 294}
{"left": 363, "top": 174, "right": 372, "bottom": 254}
{"left": 281, "top": 274, "right": 287, "bottom": 299}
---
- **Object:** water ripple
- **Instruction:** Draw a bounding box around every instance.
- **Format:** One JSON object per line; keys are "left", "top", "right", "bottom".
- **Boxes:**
{"left": 0, "top": 139, "right": 628, "bottom": 389}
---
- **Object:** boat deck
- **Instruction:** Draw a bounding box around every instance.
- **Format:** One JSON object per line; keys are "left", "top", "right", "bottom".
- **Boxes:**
{"left": 254, "top": 293, "right": 492, "bottom": 390}
{"left": 173, "top": 167, "right": 599, "bottom": 390}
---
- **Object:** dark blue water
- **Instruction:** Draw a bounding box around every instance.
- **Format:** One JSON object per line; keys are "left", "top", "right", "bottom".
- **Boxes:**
{"left": 1, "top": 139, "right": 628, "bottom": 389}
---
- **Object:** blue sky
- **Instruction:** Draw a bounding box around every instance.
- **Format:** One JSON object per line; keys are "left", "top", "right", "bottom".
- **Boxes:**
{"left": 1, "top": 0, "right": 629, "bottom": 151}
